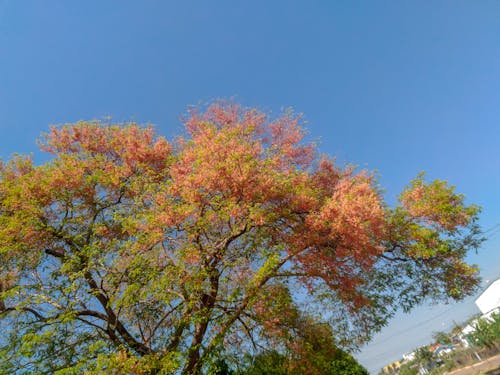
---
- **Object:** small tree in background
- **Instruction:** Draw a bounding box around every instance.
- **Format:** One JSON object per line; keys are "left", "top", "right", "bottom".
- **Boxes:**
{"left": 432, "top": 331, "right": 452, "bottom": 345}
{"left": 415, "top": 347, "right": 435, "bottom": 367}
{"left": 467, "top": 313, "right": 500, "bottom": 351}
{"left": 0, "top": 102, "right": 482, "bottom": 374}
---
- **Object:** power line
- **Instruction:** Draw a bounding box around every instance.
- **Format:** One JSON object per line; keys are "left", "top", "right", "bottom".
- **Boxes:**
{"left": 483, "top": 223, "right": 500, "bottom": 241}
{"left": 366, "top": 306, "right": 456, "bottom": 350}
{"left": 483, "top": 223, "right": 500, "bottom": 234}
{"left": 485, "top": 226, "right": 500, "bottom": 240}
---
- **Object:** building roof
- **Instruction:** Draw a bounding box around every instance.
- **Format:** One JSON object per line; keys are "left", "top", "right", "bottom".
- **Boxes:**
{"left": 475, "top": 279, "right": 500, "bottom": 315}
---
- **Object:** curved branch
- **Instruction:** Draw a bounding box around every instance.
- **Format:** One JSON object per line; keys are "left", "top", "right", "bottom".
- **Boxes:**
{"left": 83, "top": 270, "right": 151, "bottom": 356}
{"left": 0, "top": 306, "right": 47, "bottom": 321}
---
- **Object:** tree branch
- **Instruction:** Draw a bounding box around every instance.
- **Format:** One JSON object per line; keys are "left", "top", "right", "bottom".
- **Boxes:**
{"left": 83, "top": 270, "right": 151, "bottom": 356}
{"left": 0, "top": 306, "right": 47, "bottom": 321}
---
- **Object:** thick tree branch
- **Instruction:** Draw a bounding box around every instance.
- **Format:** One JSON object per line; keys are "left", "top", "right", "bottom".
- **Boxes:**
{"left": 182, "top": 269, "right": 220, "bottom": 375}
{"left": 83, "top": 271, "right": 151, "bottom": 356}
{"left": 198, "top": 251, "right": 295, "bottom": 369}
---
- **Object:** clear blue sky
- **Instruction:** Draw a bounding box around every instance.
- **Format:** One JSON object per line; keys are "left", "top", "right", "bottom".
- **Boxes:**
{"left": 1, "top": 1, "right": 499, "bottom": 373}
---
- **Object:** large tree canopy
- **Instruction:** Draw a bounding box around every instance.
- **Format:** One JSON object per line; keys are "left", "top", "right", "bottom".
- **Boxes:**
{"left": 0, "top": 103, "right": 482, "bottom": 374}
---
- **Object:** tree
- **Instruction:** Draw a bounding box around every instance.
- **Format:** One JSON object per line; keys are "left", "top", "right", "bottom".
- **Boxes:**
{"left": 207, "top": 359, "right": 235, "bottom": 375}
{"left": 240, "top": 351, "right": 287, "bottom": 375}
{"left": 398, "top": 363, "right": 419, "bottom": 375}
{"left": 0, "top": 102, "right": 482, "bottom": 374}
{"left": 328, "top": 350, "right": 369, "bottom": 375}
{"left": 466, "top": 313, "right": 500, "bottom": 351}
{"left": 237, "top": 312, "right": 368, "bottom": 375}
{"left": 236, "top": 309, "right": 368, "bottom": 375}
{"left": 239, "top": 348, "right": 368, "bottom": 375}
{"left": 432, "top": 331, "right": 452, "bottom": 345}
{"left": 414, "top": 347, "right": 434, "bottom": 368}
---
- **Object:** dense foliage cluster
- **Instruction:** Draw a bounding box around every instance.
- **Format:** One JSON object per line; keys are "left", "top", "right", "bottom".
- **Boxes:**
{"left": 0, "top": 103, "right": 482, "bottom": 374}
{"left": 467, "top": 313, "right": 500, "bottom": 351}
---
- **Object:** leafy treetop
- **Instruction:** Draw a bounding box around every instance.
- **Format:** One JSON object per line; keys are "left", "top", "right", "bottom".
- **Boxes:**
{"left": 0, "top": 102, "right": 482, "bottom": 374}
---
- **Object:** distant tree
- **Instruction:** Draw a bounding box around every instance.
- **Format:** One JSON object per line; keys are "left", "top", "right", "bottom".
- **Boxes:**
{"left": 414, "top": 347, "right": 435, "bottom": 370}
{"left": 416, "top": 347, "right": 434, "bottom": 361}
{"left": 467, "top": 313, "right": 500, "bottom": 350}
{"left": 432, "top": 331, "right": 452, "bottom": 345}
{"left": 0, "top": 102, "right": 483, "bottom": 374}
{"left": 398, "top": 363, "right": 419, "bottom": 375}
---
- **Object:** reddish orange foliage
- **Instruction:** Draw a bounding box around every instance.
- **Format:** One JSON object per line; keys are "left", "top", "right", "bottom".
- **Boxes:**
{"left": 0, "top": 102, "right": 482, "bottom": 374}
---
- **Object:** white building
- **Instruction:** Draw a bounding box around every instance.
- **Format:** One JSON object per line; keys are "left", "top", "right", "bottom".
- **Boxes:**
{"left": 459, "top": 278, "right": 500, "bottom": 347}
{"left": 475, "top": 278, "right": 500, "bottom": 315}
{"left": 402, "top": 351, "right": 416, "bottom": 362}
